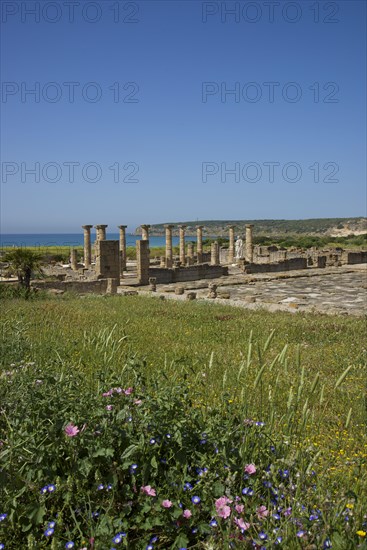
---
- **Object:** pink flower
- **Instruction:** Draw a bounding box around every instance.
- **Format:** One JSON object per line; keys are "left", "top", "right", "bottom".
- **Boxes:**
{"left": 134, "top": 399, "right": 142, "bottom": 405}
{"left": 102, "top": 390, "right": 113, "bottom": 397}
{"left": 183, "top": 509, "right": 192, "bottom": 519}
{"left": 106, "top": 405, "right": 113, "bottom": 411}
{"left": 235, "top": 504, "right": 244, "bottom": 514}
{"left": 141, "top": 485, "right": 156, "bottom": 497}
{"left": 124, "top": 387, "right": 133, "bottom": 395}
{"left": 64, "top": 423, "right": 79, "bottom": 437}
{"left": 234, "top": 517, "right": 250, "bottom": 530}
{"left": 244, "top": 463, "right": 256, "bottom": 475}
{"left": 162, "top": 499, "right": 173, "bottom": 508}
{"left": 256, "top": 505, "right": 269, "bottom": 520}
{"left": 215, "top": 496, "right": 232, "bottom": 519}
{"left": 114, "top": 387, "right": 123, "bottom": 394}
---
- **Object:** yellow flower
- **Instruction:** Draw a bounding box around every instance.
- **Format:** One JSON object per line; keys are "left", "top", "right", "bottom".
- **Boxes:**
{"left": 346, "top": 503, "right": 354, "bottom": 509}
{"left": 357, "top": 531, "right": 366, "bottom": 537}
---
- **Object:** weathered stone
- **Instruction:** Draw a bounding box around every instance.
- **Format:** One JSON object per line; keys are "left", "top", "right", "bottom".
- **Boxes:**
{"left": 228, "top": 226, "right": 235, "bottom": 263}
{"left": 149, "top": 277, "right": 157, "bottom": 291}
{"left": 196, "top": 225, "right": 203, "bottom": 263}
{"left": 219, "top": 292, "right": 230, "bottom": 299}
{"left": 175, "top": 286, "right": 184, "bottom": 295}
{"left": 179, "top": 225, "right": 186, "bottom": 265}
{"left": 186, "top": 292, "right": 196, "bottom": 300}
{"left": 95, "top": 240, "right": 120, "bottom": 279}
{"left": 245, "top": 224, "right": 254, "bottom": 262}
{"left": 70, "top": 249, "right": 78, "bottom": 271}
{"left": 207, "top": 282, "right": 217, "bottom": 298}
{"left": 211, "top": 241, "right": 220, "bottom": 265}
{"left": 137, "top": 240, "right": 150, "bottom": 285}
{"left": 118, "top": 225, "right": 127, "bottom": 272}
{"left": 164, "top": 224, "right": 174, "bottom": 268}
{"left": 106, "top": 278, "right": 118, "bottom": 294}
{"left": 82, "top": 225, "right": 93, "bottom": 268}
{"left": 141, "top": 225, "right": 150, "bottom": 241}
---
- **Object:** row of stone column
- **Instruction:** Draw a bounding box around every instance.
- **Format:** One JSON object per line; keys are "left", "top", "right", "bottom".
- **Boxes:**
{"left": 81, "top": 224, "right": 127, "bottom": 273}
{"left": 152, "top": 223, "right": 253, "bottom": 266}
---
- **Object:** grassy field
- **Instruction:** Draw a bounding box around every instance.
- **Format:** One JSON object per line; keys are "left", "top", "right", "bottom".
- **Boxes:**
{"left": 1, "top": 293, "right": 366, "bottom": 548}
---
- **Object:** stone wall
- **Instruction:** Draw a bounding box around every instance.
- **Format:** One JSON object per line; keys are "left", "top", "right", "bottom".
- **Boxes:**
{"left": 244, "top": 258, "right": 307, "bottom": 273}
{"left": 32, "top": 279, "right": 108, "bottom": 293}
{"left": 149, "top": 264, "right": 228, "bottom": 284}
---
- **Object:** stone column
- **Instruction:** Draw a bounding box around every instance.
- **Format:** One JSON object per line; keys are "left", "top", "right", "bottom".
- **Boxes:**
{"left": 118, "top": 225, "right": 127, "bottom": 272}
{"left": 95, "top": 224, "right": 108, "bottom": 241}
{"left": 136, "top": 239, "right": 150, "bottom": 285}
{"left": 245, "top": 224, "right": 254, "bottom": 262}
{"left": 211, "top": 241, "right": 219, "bottom": 265}
{"left": 187, "top": 243, "right": 194, "bottom": 265}
{"left": 164, "top": 224, "right": 174, "bottom": 268}
{"left": 82, "top": 225, "right": 92, "bottom": 268}
{"left": 179, "top": 225, "right": 186, "bottom": 265}
{"left": 70, "top": 248, "right": 78, "bottom": 271}
{"left": 196, "top": 225, "right": 203, "bottom": 264}
{"left": 141, "top": 225, "right": 150, "bottom": 241}
{"left": 228, "top": 225, "right": 235, "bottom": 264}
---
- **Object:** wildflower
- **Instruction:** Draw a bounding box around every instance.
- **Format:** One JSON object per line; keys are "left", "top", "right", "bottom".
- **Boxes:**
{"left": 234, "top": 517, "right": 250, "bottom": 530}
{"left": 283, "top": 507, "right": 292, "bottom": 516}
{"left": 323, "top": 539, "right": 332, "bottom": 548}
{"left": 129, "top": 464, "right": 138, "bottom": 473}
{"left": 215, "top": 496, "right": 232, "bottom": 519}
{"left": 106, "top": 405, "right": 113, "bottom": 411}
{"left": 0, "top": 544, "right": 4, "bottom": 550}
{"left": 102, "top": 390, "right": 113, "bottom": 397}
{"left": 257, "top": 505, "right": 269, "bottom": 520}
{"left": 0, "top": 515, "right": 7, "bottom": 522}
{"left": 107, "top": 484, "right": 113, "bottom": 491}
{"left": 275, "top": 536, "right": 283, "bottom": 544}
{"left": 149, "top": 536, "right": 158, "bottom": 543}
{"left": 183, "top": 509, "right": 192, "bottom": 518}
{"left": 309, "top": 513, "right": 319, "bottom": 521}
{"left": 44, "top": 528, "right": 54, "bottom": 536}
{"left": 40, "top": 485, "right": 48, "bottom": 494}
{"left": 183, "top": 482, "right": 193, "bottom": 491}
{"left": 146, "top": 546, "right": 153, "bottom": 550}
{"left": 65, "top": 543, "right": 75, "bottom": 549}
{"left": 209, "top": 519, "right": 218, "bottom": 527}
{"left": 235, "top": 504, "right": 244, "bottom": 514}
{"left": 150, "top": 438, "right": 156, "bottom": 445}
{"left": 47, "top": 484, "right": 56, "bottom": 493}
{"left": 162, "top": 499, "right": 173, "bottom": 508}
{"left": 134, "top": 399, "right": 142, "bottom": 405}
{"left": 191, "top": 496, "right": 201, "bottom": 504}
{"left": 242, "top": 487, "right": 254, "bottom": 496}
{"left": 48, "top": 521, "right": 56, "bottom": 528}
{"left": 97, "top": 484, "right": 104, "bottom": 490}
{"left": 64, "top": 423, "right": 79, "bottom": 437}
{"left": 357, "top": 531, "right": 367, "bottom": 537}
{"left": 114, "top": 387, "right": 123, "bottom": 394}
{"left": 112, "top": 533, "right": 126, "bottom": 544}
{"left": 297, "top": 530, "right": 306, "bottom": 537}
{"left": 141, "top": 485, "right": 156, "bottom": 497}
{"left": 244, "top": 464, "right": 256, "bottom": 475}
{"left": 124, "top": 387, "right": 133, "bottom": 395}
{"left": 259, "top": 532, "right": 267, "bottom": 540}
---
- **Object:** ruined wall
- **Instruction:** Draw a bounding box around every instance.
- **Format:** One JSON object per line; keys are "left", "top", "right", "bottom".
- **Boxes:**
{"left": 149, "top": 264, "right": 228, "bottom": 284}
{"left": 244, "top": 258, "right": 307, "bottom": 273}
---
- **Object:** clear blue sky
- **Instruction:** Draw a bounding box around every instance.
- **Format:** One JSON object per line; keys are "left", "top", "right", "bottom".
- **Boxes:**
{"left": 1, "top": 0, "right": 366, "bottom": 233}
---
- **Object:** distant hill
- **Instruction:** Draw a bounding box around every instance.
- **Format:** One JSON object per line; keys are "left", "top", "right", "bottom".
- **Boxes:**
{"left": 135, "top": 217, "right": 367, "bottom": 237}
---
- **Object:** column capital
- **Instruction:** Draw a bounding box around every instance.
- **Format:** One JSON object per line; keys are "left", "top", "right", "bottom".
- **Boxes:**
{"left": 227, "top": 225, "right": 235, "bottom": 230}
{"left": 141, "top": 224, "right": 151, "bottom": 229}
{"left": 196, "top": 225, "right": 204, "bottom": 229}
{"left": 95, "top": 224, "right": 108, "bottom": 229}
{"left": 245, "top": 224, "right": 254, "bottom": 229}
{"left": 179, "top": 224, "right": 187, "bottom": 230}
{"left": 164, "top": 224, "right": 174, "bottom": 229}
{"left": 82, "top": 224, "right": 93, "bottom": 230}
{"left": 118, "top": 225, "right": 127, "bottom": 229}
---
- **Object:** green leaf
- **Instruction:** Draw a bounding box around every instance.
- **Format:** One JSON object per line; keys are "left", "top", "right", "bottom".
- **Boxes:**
{"left": 150, "top": 455, "right": 158, "bottom": 469}
{"left": 173, "top": 533, "right": 189, "bottom": 549}
{"left": 121, "top": 444, "right": 137, "bottom": 460}
{"left": 92, "top": 447, "right": 114, "bottom": 458}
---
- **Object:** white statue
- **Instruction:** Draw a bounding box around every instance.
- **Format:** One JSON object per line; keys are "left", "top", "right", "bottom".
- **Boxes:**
{"left": 235, "top": 236, "right": 244, "bottom": 259}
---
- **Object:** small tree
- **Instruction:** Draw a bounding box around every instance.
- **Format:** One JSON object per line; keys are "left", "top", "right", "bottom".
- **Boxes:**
{"left": 4, "top": 249, "right": 42, "bottom": 289}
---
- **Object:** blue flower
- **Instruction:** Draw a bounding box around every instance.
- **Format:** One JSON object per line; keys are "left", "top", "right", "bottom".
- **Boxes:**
{"left": 259, "top": 532, "right": 267, "bottom": 540}
{"left": 97, "top": 484, "right": 104, "bottom": 490}
{"left": 0, "top": 544, "right": 4, "bottom": 549}
{"left": 146, "top": 546, "right": 153, "bottom": 550}
{"left": 166, "top": 433, "right": 171, "bottom": 439}
{"left": 183, "top": 482, "right": 193, "bottom": 491}
{"left": 149, "top": 536, "right": 158, "bottom": 543}
{"left": 191, "top": 528, "right": 198, "bottom": 534}
{"left": 107, "top": 484, "right": 113, "bottom": 491}
{"left": 48, "top": 521, "right": 56, "bottom": 528}
{"left": 273, "top": 513, "right": 281, "bottom": 520}
{"left": 112, "top": 534, "right": 123, "bottom": 544}
{"left": 150, "top": 438, "right": 156, "bottom": 445}
{"left": 297, "top": 530, "right": 306, "bottom": 537}
{"left": 210, "top": 519, "right": 218, "bottom": 527}
{"left": 323, "top": 539, "right": 332, "bottom": 549}
{"left": 65, "top": 543, "right": 75, "bottom": 549}
{"left": 47, "top": 484, "right": 56, "bottom": 492}
{"left": 44, "top": 528, "right": 54, "bottom": 536}
{"left": 191, "top": 496, "right": 201, "bottom": 504}
{"left": 242, "top": 487, "right": 254, "bottom": 496}
{"left": 200, "top": 439, "right": 207, "bottom": 444}
{"left": 275, "top": 536, "right": 283, "bottom": 544}
{"left": 40, "top": 485, "right": 48, "bottom": 494}
{"left": 129, "top": 463, "right": 138, "bottom": 473}
{"left": 0, "top": 514, "right": 7, "bottom": 522}
{"left": 309, "top": 513, "right": 319, "bottom": 521}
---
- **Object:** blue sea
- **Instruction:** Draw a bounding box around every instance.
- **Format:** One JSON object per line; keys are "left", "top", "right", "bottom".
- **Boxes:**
{"left": 0, "top": 233, "right": 198, "bottom": 249}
